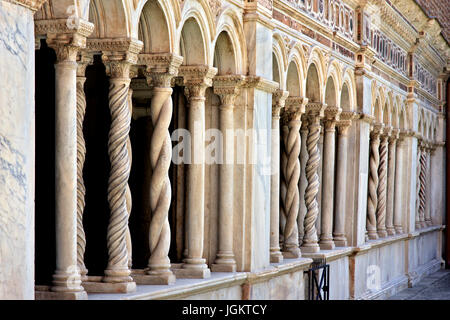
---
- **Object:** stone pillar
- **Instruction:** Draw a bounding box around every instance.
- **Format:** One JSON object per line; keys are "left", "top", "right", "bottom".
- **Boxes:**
{"left": 179, "top": 66, "right": 217, "bottom": 278}
{"left": 212, "top": 75, "right": 245, "bottom": 272}
{"left": 418, "top": 141, "right": 427, "bottom": 228}
{"left": 301, "top": 102, "right": 325, "bottom": 253}
{"left": 415, "top": 139, "right": 422, "bottom": 230}
{"left": 140, "top": 53, "right": 183, "bottom": 284}
{"left": 394, "top": 134, "right": 405, "bottom": 234}
{"left": 270, "top": 90, "right": 288, "bottom": 263}
{"left": 281, "top": 97, "right": 307, "bottom": 258}
{"left": 385, "top": 129, "right": 398, "bottom": 236}
{"left": 47, "top": 39, "right": 88, "bottom": 297}
{"left": 425, "top": 143, "right": 433, "bottom": 226}
{"left": 298, "top": 117, "right": 309, "bottom": 247}
{"left": 319, "top": 106, "right": 341, "bottom": 250}
{"left": 75, "top": 53, "right": 92, "bottom": 281}
{"left": 367, "top": 124, "right": 382, "bottom": 240}
{"left": 376, "top": 129, "right": 389, "bottom": 238}
{"left": 333, "top": 112, "right": 354, "bottom": 247}
{"left": 101, "top": 50, "right": 138, "bottom": 288}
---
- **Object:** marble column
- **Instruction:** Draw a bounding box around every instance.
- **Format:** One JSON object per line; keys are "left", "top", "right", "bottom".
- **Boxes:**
{"left": 394, "top": 134, "right": 405, "bottom": 234}
{"left": 333, "top": 112, "right": 354, "bottom": 247}
{"left": 102, "top": 55, "right": 135, "bottom": 285}
{"left": 415, "top": 140, "right": 422, "bottom": 230}
{"left": 212, "top": 75, "right": 245, "bottom": 271}
{"left": 270, "top": 90, "right": 288, "bottom": 263}
{"left": 49, "top": 42, "right": 86, "bottom": 296}
{"left": 281, "top": 97, "right": 307, "bottom": 258}
{"left": 75, "top": 53, "right": 92, "bottom": 281}
{"left": 142, "top": 54, "right": 183, "bottom": 284}
{"left": 386, "top": 129, "right": 398, "bottom": 236}
{"left": 418, "top": 142, "right": 427, "bottom": 228}
{"left": 301, "top": 102, "right": 325, "bottom": 253}
{"left": 367, "top": 124, "right": 382, "bottom": 240}
{"left": 298, "top": 117, "right": 309, "bottom": 247}
{"left": 180, "top": 66, "right": 217, "bottom": 278}
{"left": 425, "top": 143, "right": 433, "bottom": 226}
{"left": 319, "top": 106, "right": 341, "bottom": 250}
{"left": 376, "top": 129, "right": 389, "bottom": 238}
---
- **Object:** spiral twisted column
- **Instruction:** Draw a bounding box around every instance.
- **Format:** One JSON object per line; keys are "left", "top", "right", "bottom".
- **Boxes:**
{"left": 376, "top": 129, "right": 389, "bottom": 238}
{"left": 418, "top": 142, "right": 427, "bottom": 228}
{"left": 102, "top": 52, "right": 139, "bottom": 284}
{"left": 270, "top": 90, "right": 288, "bottom": 263}
{"left": 301, "top": 102, "right": 325, "bottom": 253}
{"left": 394, "top": 133, "right": 406, "bottom": 234}
{"left": 424, "top": 143, "right": 433, "bottom": 226}
{"left": 280, "top": 124, "right": 289, "bottom": 248}
{"left": 211, "top": 75, "right": 245, "bottom": 272}
{"left": 319, "top": 106, "right": 341, "bottom": 250}
{"left": 415, "top": 141, "right": 422, "bottom": 230}
{"left": 298, "top": 117, "right": 309, "bottom": 247}
{"left": 333, "top": 111, "right": 355, "bottom": 246}
{"left": 367, "top": 124, "right": 382, "bottom": 240}
{"left": 137, "top": 54, "right": 182, "bottom": 284}
{"left": 386, "top": 129, "right": 398, "bottom": 236}
{"left": 75, "top": 54, "right": 92, "bottom": 281}
{"left": 179, "top": 65, "right": 217, "bottom": 278}
{"left": 280, "top": 97, "right": 306, "bottom": 258}
{"left": 47, "top": 30, "right": 91, "bottom": 297}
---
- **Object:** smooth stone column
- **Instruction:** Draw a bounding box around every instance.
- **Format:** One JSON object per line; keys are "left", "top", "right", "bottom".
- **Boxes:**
{"left": 333, "top": 114, "right": 352, "bottom": 247}
{"left": 269, "top": 90, "right": 288, "bottom": 263}
{"left": 394, "top": 134, "right": 405, "bottom": 234}
{"left": 386, "top": 129, "right": 398, "bottom": 236}
{"left": 49, "top": 43, "right": 86, "bottom": 297}
{"left": 367, "top": 124, "right": 382, "bottom": 240}
{"left": 319, "top": 106, "right": 340, "bottom": 250}
{"left": 180, "top": 66, "right": 217, "bottom": 278}
{"left": 212, "top": 75, "right": 245, "bottom": 272}
{"left": 376, "top": 129, "right": 389, "bottom": 238}
{"left": 281, "top": 97, "right": 307, "bottom": 258}
{"left": 301, "top": 102, "right": 325, "bottom": 253}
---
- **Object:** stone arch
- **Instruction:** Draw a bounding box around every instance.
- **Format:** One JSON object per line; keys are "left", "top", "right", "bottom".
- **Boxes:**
{"left": 272, "top": 34, "right": 287, "bottom": 90}
{"left": 341, "top": 68, "right": 356, "bottom": 111}
{"left": 138, "top": 0, "right": 172, "bottom": 53}
{"left": 340, "top": 82, "right": 351, "bottom": 111}
{"left": 418, "top": 109, "right": 424, "bottom": 137}
{"left": 324, "top": 76, "right": 338, "bottom": 108}
{"left": 213, "top": 31, "right": 236, "bottom": 75}
{"left": 134, "top": 0, "right": 181, "bottom": 36}
{"left": 88, "top": 0, "right": 132, "bottom": 38}
{"left": 286, "top": 60, "right": 302, "bottom": 97}
{"left": 36, "top": 0, "right": 89, "bottom": 19}
{"left": 392, "top": 100, "right": 399, "bottom": 129}
{"left": 305, "top": 48, "right": 325, "bottom": 102}
{"left": 214, "top": 8, "right": 246, "bottom": 74}
{"left": 177, "top": 2, "right": 212, "bottom": 65}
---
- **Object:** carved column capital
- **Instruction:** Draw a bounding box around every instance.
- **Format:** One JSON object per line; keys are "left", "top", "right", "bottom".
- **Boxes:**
{"left": 76, "top": 53, "right": 93, "bottom": 77}
{"left": 389, "top": 128, "right": 400, "bottom": 142}
{"left": 336, "top": 111, "right": 357, "bottom": 135}
{"left": 272, "top": 90, "right": 289, "bottom": 119}
{"left": 282, "top": 97, "right": 308, "bottom": 123}
{"left": 213, "top": 75, "right": 246, "bottom": 108}
{"left": 323, "top": 106, "right": 341, "bottom": 132}
{"left": 305, "top": 102, "right": 326, "bottom": 124}
{"left": 370, "top": 123, "right": 384, "bottom": 139}
{"left": 180, "top": 65, "right": 218, "bottom": 99}
{"left": 140, "top": 53, "right": 183, "bottom": 88}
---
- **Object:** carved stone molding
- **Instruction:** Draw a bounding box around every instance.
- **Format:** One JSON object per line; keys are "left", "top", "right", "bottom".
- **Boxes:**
{"left": 179, "top": 65, "right": 218, "bottom": 98}
{"left": 305, "top": 102, "right": 326, "bottom": 119}
{"left": 88, "top": 38, "right": 143, "bottom": 63}
{"left": 140, "top": 53, "right": 183, "bottom": 88}
{"left": 213, "top": 75, "right": 246, "bottom": 107}
{"left": 244, "top": 76, "right": 279, "bottom": 93}
{"left": 272, "top": 90, "right": 289, "bottom": 118}
{"left": 35, "top": 19, "right": 94, "bottom": 41}
{"left": 282, "top": 97, "right": 308, "bottom": 123}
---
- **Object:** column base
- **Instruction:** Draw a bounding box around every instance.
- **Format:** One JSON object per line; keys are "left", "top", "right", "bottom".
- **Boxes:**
{"left": 211, "top": 263, "right": 236, "bottom": 272}
{"left": 333, "top": 236, "right": 347, "bottom": 247}
{"left": 420, "top": 222, "right": 427, "bottom": 228}
{"left": 35, "top": 289, "right": 88, "bottom": 300}
{"left": 301, "top": 243, "right": 320, "bottom": 253}
{"left": 426, "top": 220, "right": 432, "bottom": 226}
{"left": 415, "top": 222, "right": 422, "bottom": 229}
{"left": 282, "top": 247, "right": 301, "bottom": 258}
{"left": 270, "top": 251, "right": 284, "bottom": 263}
{"left": 319, "top": 240, "right": 335, "bottom": 250}
{"left": 377, "top": 230, "right": 388, "bottom": 238}
{"left": 367, "top": 231, "right": 378, "bottom": 240}
{"left": 131, "top": 269, "right": 176, "bottom": 285}
{"left": 81, "top": 277, "right": 136, "bottom": 293}
{"left": 394, "top": 227, "right": 403, "bottom": 234}
{"left": 172, "top": 266, "right": 211, "bottom": 279}
{"left": 386, "top": 227, "right": 396, "bottom": 236}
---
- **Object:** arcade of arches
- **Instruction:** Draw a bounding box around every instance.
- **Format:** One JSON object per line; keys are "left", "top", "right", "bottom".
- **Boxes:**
{"left": 0, "top": 0, "right": 449, "bottom": 300}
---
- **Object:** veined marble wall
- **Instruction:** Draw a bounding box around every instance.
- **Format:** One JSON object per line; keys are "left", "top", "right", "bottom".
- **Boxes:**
{"left": 0, "top": 0, "right": 36, "bottom": 299}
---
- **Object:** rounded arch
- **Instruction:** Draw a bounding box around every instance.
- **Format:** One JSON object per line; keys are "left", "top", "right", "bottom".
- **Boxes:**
{"left": 138, "top": 0, "right": 172, "bottom": 53}
{"left": 286, "top": 60, "right": 302, "bottom": 97}
{"left": 341, "top": 68, "right": 356, "bottom": 111}
{"left": 272, "top": 34, "right": 287, "bottom": 90}
{"left": 89, "top": 0, "right": 132, "bottom": 38}
{"left": 134, "top": 0, "right": 181, "bottom": 37}
{"left": 391, "top": 100, "right": 399, "bottom": 129}
{"left": 213, "top": 31, "right": 236, "bottom": 75}
{"left": 324, "top": 76, "right": 338, "bottom": 108}
{"left": 305, "top": 47, "right": 325, "bottom": 102}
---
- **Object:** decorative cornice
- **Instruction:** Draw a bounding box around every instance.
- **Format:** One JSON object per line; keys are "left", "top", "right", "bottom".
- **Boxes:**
{"left": 35, "top": 19, "right": 94, "bottom": 40}
{"left": 87, "top": 38, "right": 143, "bottom": 56}
{"left": 305, "top": 102, "right": 326, "bottom": 117}
{"left": 244, "top": 76, "right": 279, "bottom": 93}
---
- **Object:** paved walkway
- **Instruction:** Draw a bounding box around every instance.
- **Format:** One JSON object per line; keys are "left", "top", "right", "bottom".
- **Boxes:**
{"left": 389, "top": 269, "right": 450, "bottom": 300}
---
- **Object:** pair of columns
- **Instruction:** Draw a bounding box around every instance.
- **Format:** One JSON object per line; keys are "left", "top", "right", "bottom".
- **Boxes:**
{"left": 270, "top": 97, "right": 354, "bottom": 263}
{"left": 366, "top": 124, "right": 404, "bottom": 240}
{"left": 415, "top": 140, "right": 433, "bottom": 229}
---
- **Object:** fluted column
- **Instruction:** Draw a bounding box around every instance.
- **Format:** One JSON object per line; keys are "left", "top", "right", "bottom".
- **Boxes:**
{"left": 281, "top": 97, "right": 307, "bottom": 258}
{"left": 140, "top": 54, "right": 182, "bottom": 284}
{"left": 376, "top": 128, "right": 389, "bottom": 238}
{"left": 319, "top": 106, "right": 341, "bottom": 250}
{"left": 212, "top": 75, "right": 245, "bottom": 271}
{"left": 418, "top": 142, "right": 427, "bottom": 228}
{"left": 301, "top": 102, "right": 325, "bottom": 253}
{"left": 386, "top": 129, "right": 398, "bottom": 236}
{"left": 270, "top": 90, "right": 288, "bottom": 263}
{"left": 394, "top": 134, "right": 405, "bottom": 234}
{"left": 75, "top": 53, "right": 92, "bottom": 281}
{"left": 367, "top": 124, "right": 382, "bottom": 240}
{"left": 102, "top": 52, "right": 137, "bottom": 285}
{"left": 333, "top": 112, "right": 354, "bottom": 247}
{"left": 180, "top": 66, "right": 217, "bottom": 278}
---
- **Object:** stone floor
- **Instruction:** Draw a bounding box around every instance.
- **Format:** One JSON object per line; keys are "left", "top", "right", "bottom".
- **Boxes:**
{"left": 389, "top": 269, "right": 450, "bottom": 300}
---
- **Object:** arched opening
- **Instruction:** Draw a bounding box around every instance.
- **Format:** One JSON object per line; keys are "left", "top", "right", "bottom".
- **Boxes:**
{"left": 373, "top": 98, "right": 382, "bottom": 123}
{"left": 180, "top": 17, "right": 206, "bottom": 65}
{"left": 138, "top": 0, "right": 170, "bottom": 53}
{"left": 306, "top": 63, "right": 320, "bottom": 102}
{"left": 273, "top": 53, "right": 281, "bottom": 86}
{"left": 286, "top": 61, "right": 301, "bottom": 96}
{"left": 383, "top": 102, "right": 389, "bottom": 126}
{"left": 324, "top": 76, "right": 336, "bottom": 107}
{"left": 340, "top": 83, "right": 351, "bottom": 111}
{"left": 214, "top": 31, "right": 236, "bottom": 75}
